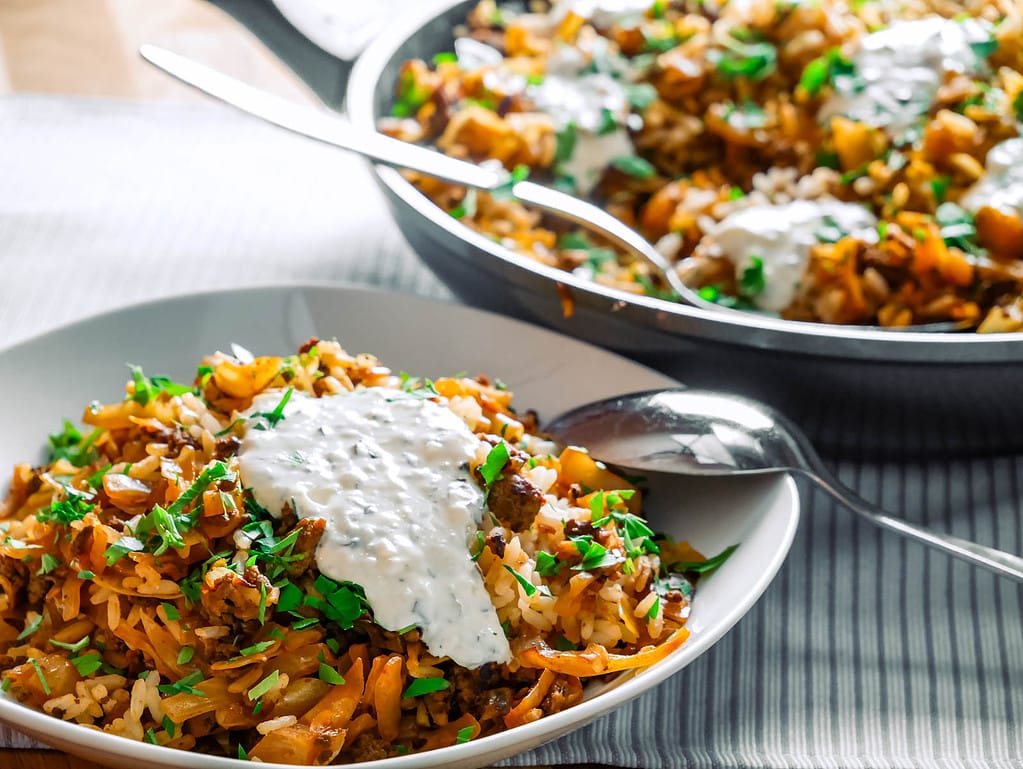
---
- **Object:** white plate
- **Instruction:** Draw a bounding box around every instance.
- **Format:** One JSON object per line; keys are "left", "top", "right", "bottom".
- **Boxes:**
{"left": 0, "top": 284, "right": 799, "bottom": 769}
{"left": 270, "top": 0, "right": 441, "bottom": 60}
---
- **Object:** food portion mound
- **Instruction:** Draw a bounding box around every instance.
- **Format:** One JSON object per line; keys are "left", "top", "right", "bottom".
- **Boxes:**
{"left": 381, "top": 0, "right": 1023, "bottom": 330}
{"left": 0, "top": 340, "right": 713, "bottom": 764}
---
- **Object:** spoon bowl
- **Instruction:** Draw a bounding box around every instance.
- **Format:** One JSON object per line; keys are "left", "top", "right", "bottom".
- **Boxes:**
{"left": 546, "top": 388, "right": 1023, "bottom": 582}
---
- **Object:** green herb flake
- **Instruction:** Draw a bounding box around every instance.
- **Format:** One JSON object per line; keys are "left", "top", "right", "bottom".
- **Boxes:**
{"left": 176, "top": 646, "right": 195, "bottom": 665}
{"left": 162, "top": 715, "right": 176, "bottom": 738}
{"left": 611, "top": 155, "right": 657, "bottom": 179}
{"left": 51, "top": 635, "right": 90, "bottom": 653}
{"left": 646, "top": 595, "right": 661, "bottom": 620}
{"left": 455, "top": 725, "right": 475, "bottom": 744}
{"left": 47, "top": 420, "right": 104, "bottom": 468}
{"left": 596, "top": 108, "right": 618, "bottom": 136}
{"left": 319, "top": 663, "right": 346, "bottom": 685}
{"left": 554, "top": 122, "right": 577, "bottom": 164}
{"left": 70, "top": 652, "right": 103, "bottom": 677}
{"left": 739, "top": 256, "right": 766, "bottom": 298}
{"left": 671, "top": 543, "right": 739, "bottom": 575}
{"left": 144, "top": 728, "right": 159, "bottom": 745}
{"left": 28, "top": 658, "right": 51, "bottom": 695}
{"left": 503, "top": 564, "right": 550, "bottom": 596}
{"left": 37, "top": 552, "right": 60, "bottom": 576}
{"left": 160, "top": 602, "right": 181, "bottom": 622}
{"left": 238, "top": 745, "right": 249, "bottom": 761}
{"left": 470, "top": 530, "right": 487, "bottom": 562}
{"left": 432, "top": 51, "right": 458, "bottom": 65}
{"left": 37, "top": 492, "right": 95, "bottom": 527}
{"left": 277, "top": 582, "right": 303, "bottom": 613}
{"left": 402, "top": 676, "right": 450, "bottom": 699}
{"left": 535, "top": 551, "right": 561, "bottom": 576}
{"left": 250, "top": 388, "right": 293, "bottom": 430}
{"left": 17, "top": 613, "right": 43, "bottom": 641}
{"left": 247, "top": 670, "right": 279, "bottom": 701}
{"left": 479, "top": 441, "right": 511, "bottom": 492}
{"left": 158, "top": 670, "right": 205, "bottom": 697}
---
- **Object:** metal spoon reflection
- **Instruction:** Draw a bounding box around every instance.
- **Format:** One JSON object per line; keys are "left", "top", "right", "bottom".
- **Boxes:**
{"left": 545, "top": 388, "right": 1023, "bottom": 582}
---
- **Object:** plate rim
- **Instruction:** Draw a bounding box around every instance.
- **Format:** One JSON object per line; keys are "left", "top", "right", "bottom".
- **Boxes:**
{"left": 0, "top": 281, "right": 800, "bottom": 768}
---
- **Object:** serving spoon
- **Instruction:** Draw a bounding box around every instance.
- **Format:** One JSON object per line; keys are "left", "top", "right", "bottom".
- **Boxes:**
{"left": 546, "top": 388, "right": 1023, "bottom": 582}
{"left": 139, "top": 45, "right": 970, "bottom": 333}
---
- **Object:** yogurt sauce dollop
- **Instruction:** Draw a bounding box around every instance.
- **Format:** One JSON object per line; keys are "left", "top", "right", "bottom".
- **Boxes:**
{"left": 238, "top": 387, "right": 511, "bottom": 669}
{"left": 820, "top": 17, "right": 991, "bottom": 137}
{"left": 960, "top": 138, "right": 1023, "bottom": 218}
{"left": 705, "top": 200, "right": 879, "bottom": 313}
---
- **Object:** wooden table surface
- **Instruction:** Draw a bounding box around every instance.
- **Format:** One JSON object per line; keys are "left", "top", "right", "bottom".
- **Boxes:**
{"left": 2, "top": 3, "right": 338, "bottom": 767}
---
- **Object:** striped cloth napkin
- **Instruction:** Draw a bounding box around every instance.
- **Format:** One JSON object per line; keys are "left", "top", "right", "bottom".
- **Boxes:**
{"left": 1, "top": 96, "right": 1021, "bottom": 767}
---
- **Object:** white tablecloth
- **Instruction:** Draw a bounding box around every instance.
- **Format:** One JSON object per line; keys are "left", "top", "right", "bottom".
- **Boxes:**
{"left": 1, "top": 95, "right": 1022, "bottom": 768}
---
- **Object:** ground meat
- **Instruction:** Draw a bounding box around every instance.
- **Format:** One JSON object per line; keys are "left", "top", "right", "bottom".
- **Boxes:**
{"left": 283, "top": 518, "right": 325, "bottom": 578}
{"left": 0, "top": 556, "right": 28, "bottom": 607}
{"left": 488, "top": 473, "right": 545, "bottom": 530}
{"left": 349, "top": 733, "right": 390, "bottom": 762}
{"left": 476, "top": 434, "right": 545, "bottom": 530}
{"left": 297, "top": 337, "right": 320, "bottom": 355}
{"left": 212, "top": 435, "right": 240, "bottom": 460}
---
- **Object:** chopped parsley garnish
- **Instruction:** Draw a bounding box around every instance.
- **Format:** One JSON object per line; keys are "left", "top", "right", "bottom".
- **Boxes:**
{"left": 450, "top": 188, "right": 478, "bottom": 220}
{"left": 455, "top": 726, "right": 474, "bottom": 744}
{"left": 398, "top": 372, "right": 440, "bottom": 399}
{"left": 127, "top": 364, "right": 193, "bottom": 406}
{"left": 238, "top": 745, "right": 249, "bottom": 761}
{"left": 134, "top": 461, "right": 233, "bottom": 556}
{"left": 535, "top": 551, "right": 561, "bottom": 576}
{"left": 554, "top": 122, "right": 577, "bottom": 164}
{"left": 176, "top": 646, "right": 195, "bottom": 665}
{"left": 624, "top": 82, "right": 658, "bottom": 110}
{"left": 51, "top": 635, "right": 89, "bottom": 653}
{"left": 432, "top": 51, "right": 457, "bottom": 65}
{"left": 1014, "top": 91, "right": 1023, "bottom": 123}
{"left": 309, "top": 574, "right": 370, "bottom": 630}
{"left": 103, "top": 535, "right": 144, "bottom": 565}
{"left": 77, "top": 570, "right": 94, "bottom": 580}
{"left": 554, "top": 635, "right": 577, "bottom": 651}
{"left": 503, "top": 564, "right": 538, "bottom": 596}
{"left": 144, "top": 729, "right": 159, "bottom": 745}
{"left": 318, "top": 663, "right": 346, "bottom": 685}
{"left": 28, "top": 658, "right": 51, "bottom": 695}
{"left": 935, "top": 202, "right": 985, "bottom": 256}
{"left": 670, "top": 544, "right": 739, "bottom": 575}
{"left": 70, "top": 652, "right": 103, "bottom": 677}
{"left": 249, "top": 388, "right": 294, "bottom": 430}
{"left": 969, "top": 37, "right": 999, "bottom": 60}
{"left": 738, "top": 257, "right": 766, "bottom": 299}
{"left": 931, "top": 176, "right": 951, "bottom": 203}
{"left": 86, "top": 464, "right": 112, "bottom": 489}
{"left": 17, "top": 613, "right": 43, "bottom": 641}
{"left": 159, "top": 670, "right": 205, "bottom": 696}
{"left": 596, "top": 108, "right": 618, "bottom": 136}
{"left": 392, "top": 68, "right": 432, "bottom": 118}
{"left": 479, "top": 442, "right": 511, "bottom": 496}
{"left": 470, "top": 530, "right": 486, "bottom": 562}
{"left": 37, "top": 491, "right": 95, "bottom": 526}
{"left": 162, "top": 715, "right": 176, "bottom": 738}
{"left": 569, "top": 536, "right": 624, "bottom": 572}
{"left": 47, "top": 420, "right": 103, "bottom": 468}
{"left": 402, "top": 677, "right": 449, "bottom": 698}
{"left": 558, "top": 231, "right": 616, "bottom": 272}
{"left": 712, "top": 37, "right": 776, "bottom": 81}
{"left": 611, "top": 155, "right": 656, "bottom": 179}
{"left": 247, "top": 670, "right": 279, "bottom": 701}
{"left": 277, "top": 582, "right": 303, "bottom": 613}
{"left": 646, "top": 596, "right": 661, "bottom": 620}
{"left": 722, "top": 100, "right": 767, "bottom": 131}
{"left": 799, "top": 48, "right": 857, "bottom": 97}
{"left": 160, "top": 602, "right": 180, "bottom": 621}
{"left": 37, "top": 552, "right": 60, "bottom": 576}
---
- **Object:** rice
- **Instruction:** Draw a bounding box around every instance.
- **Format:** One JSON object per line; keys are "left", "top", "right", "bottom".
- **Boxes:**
{"left": 382, "top": 0, "right": 1023, "bottom": 330}
{"left": 0, "top": 339, "right": 708, "bottom": 764}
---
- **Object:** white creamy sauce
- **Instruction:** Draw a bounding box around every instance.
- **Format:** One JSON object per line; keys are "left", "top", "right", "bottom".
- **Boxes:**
{"left": 454, "top": 37, "right": 504, "bottom": 70}
{"left": 821, "top": 18, "right": 990, "bottom": 136}
{"left": 561, "top": 128, "right": 636, "bottom": 195}
{"left": 961, "top": 138, "right": 1023, "bottom": 218}
{"left": 238, "top": 388, "right": 511, "bottom": 669}
{"left": 706, "top": 200, "right": 879, "bottom": 312}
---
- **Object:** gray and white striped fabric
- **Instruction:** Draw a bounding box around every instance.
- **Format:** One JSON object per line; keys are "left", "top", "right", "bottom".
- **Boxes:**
{"left": 1, "top": 96, "right": 1021, "bottom": 766}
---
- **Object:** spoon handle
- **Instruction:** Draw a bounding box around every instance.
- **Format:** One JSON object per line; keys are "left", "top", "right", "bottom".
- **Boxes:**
{"left": 138, "top": 44, "right": 725, "bottom": 311}
{"left": 803, "top": 468, "right": 1023, "bottom": 582}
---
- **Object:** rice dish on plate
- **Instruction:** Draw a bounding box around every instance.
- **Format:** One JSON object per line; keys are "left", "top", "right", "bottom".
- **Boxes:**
{"left": 0, "top": 338, "right": 719, "bottom": 764}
